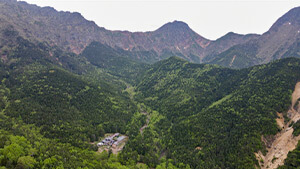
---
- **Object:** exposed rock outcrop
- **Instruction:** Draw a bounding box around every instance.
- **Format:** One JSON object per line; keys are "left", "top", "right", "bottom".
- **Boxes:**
{"left": 256, "top": 82, "right": 300, "bottom": 169}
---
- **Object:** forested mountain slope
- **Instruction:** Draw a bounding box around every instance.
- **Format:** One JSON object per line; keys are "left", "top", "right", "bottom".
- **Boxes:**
{"left": 80, "top": 42, "right": 148, "bottom": 83}
{"left": 2, "top": 29, "right": 300, "bottom": 168}
{"left": 0, "top": 112, "right": 135, "bottom": 168}
{"left": 128, "top": 57, "right": 300, "bottom": 168}
{"left": 0, "top": 28, "right": 147, "bottom": 168}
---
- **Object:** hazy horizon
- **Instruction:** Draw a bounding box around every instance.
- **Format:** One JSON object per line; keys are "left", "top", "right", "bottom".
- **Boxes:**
{"left": 20, "top": 0, "right": 300, "bottom": 40}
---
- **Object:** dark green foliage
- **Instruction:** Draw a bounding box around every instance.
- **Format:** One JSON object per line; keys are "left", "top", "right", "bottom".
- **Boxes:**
{"left": 5, "top": 65, "right": 136, "bottom": 146}
{"left": 209, "top": 42, "right": 260, "bottom": 68}
{"left": 129, "top": 57, "right": 300, "bottom": 168}
{"left": 136, "top": 56, "right": 246, "bottom": 120}
{"left": 81, "top": 42, "right": 148, "bottom": 84}
{"left": 0, "top": 34, "right": 148, "bottom": 168}
{"left": 0, "top": 37, "right": 138, "bottom": 148}
{"left": 0, "top": 113, "right": 133, "bottom": 169}
{"left": 293, "top": 121, "right": 300, "bottom": 136}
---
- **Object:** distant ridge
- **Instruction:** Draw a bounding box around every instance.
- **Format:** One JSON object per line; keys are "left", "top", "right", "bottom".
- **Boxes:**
{"left": 0, "top": 0, "right": 258, "bottom": 63}
{"left": 1, "top": 0, "right": 299, "bottom": 67}
{"left": 209, "top": 6, "right": 300, "bottom": 68}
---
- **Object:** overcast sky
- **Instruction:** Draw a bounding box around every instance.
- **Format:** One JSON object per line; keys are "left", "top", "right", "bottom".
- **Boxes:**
{"left": 21, "top": 0, "right": 300, "bottom": 40}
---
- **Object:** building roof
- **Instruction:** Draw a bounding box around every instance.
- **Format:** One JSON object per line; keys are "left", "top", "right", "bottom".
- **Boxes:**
{"left": 117, "top": 136, "right": 126, "bottom": 142}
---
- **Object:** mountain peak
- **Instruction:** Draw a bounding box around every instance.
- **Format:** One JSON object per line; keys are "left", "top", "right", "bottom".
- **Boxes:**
{"left": 169, "top": 20, "right": 189, "bottom": 27}
{"left": 156, "top": 20, "right": 190, "bottom": 32}
{"left": 269, "top": 6, "right": 300, "bottom": 31}
{"left": 218, "top": 32, "right": 242, "bottom": 39}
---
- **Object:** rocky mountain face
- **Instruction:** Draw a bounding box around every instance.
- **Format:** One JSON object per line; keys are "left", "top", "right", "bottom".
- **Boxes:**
{"left": 1, "top": 0, "right": 300, "bottom": 67}
{"left": 0, "top": 0, "right": 258, "bottom": 63}
{"left": 210, "top": 7, "right": 300, "bottom": 68}
{"left": 0, "top": 0, "right": 108, "bottom": 54}
{"left": 258, "top": 7, "right": 300, "bottom": 63}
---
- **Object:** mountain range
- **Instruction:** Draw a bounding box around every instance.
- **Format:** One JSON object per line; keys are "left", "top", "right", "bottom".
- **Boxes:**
{"left": 0, "top": 0, "right": 257, "bottom": 64}
{"left": 2, "top": 0, "right": 300, "bottom": 68}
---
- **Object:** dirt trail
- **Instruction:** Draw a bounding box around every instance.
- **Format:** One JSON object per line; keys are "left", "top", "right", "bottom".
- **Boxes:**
{"left": 256, "top": 82, "right": 300, "bottom": 169}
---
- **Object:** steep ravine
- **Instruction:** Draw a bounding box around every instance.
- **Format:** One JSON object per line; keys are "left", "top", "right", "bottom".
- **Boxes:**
{"left": 255, "top": 82, "right": 300, "bottom": 169}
